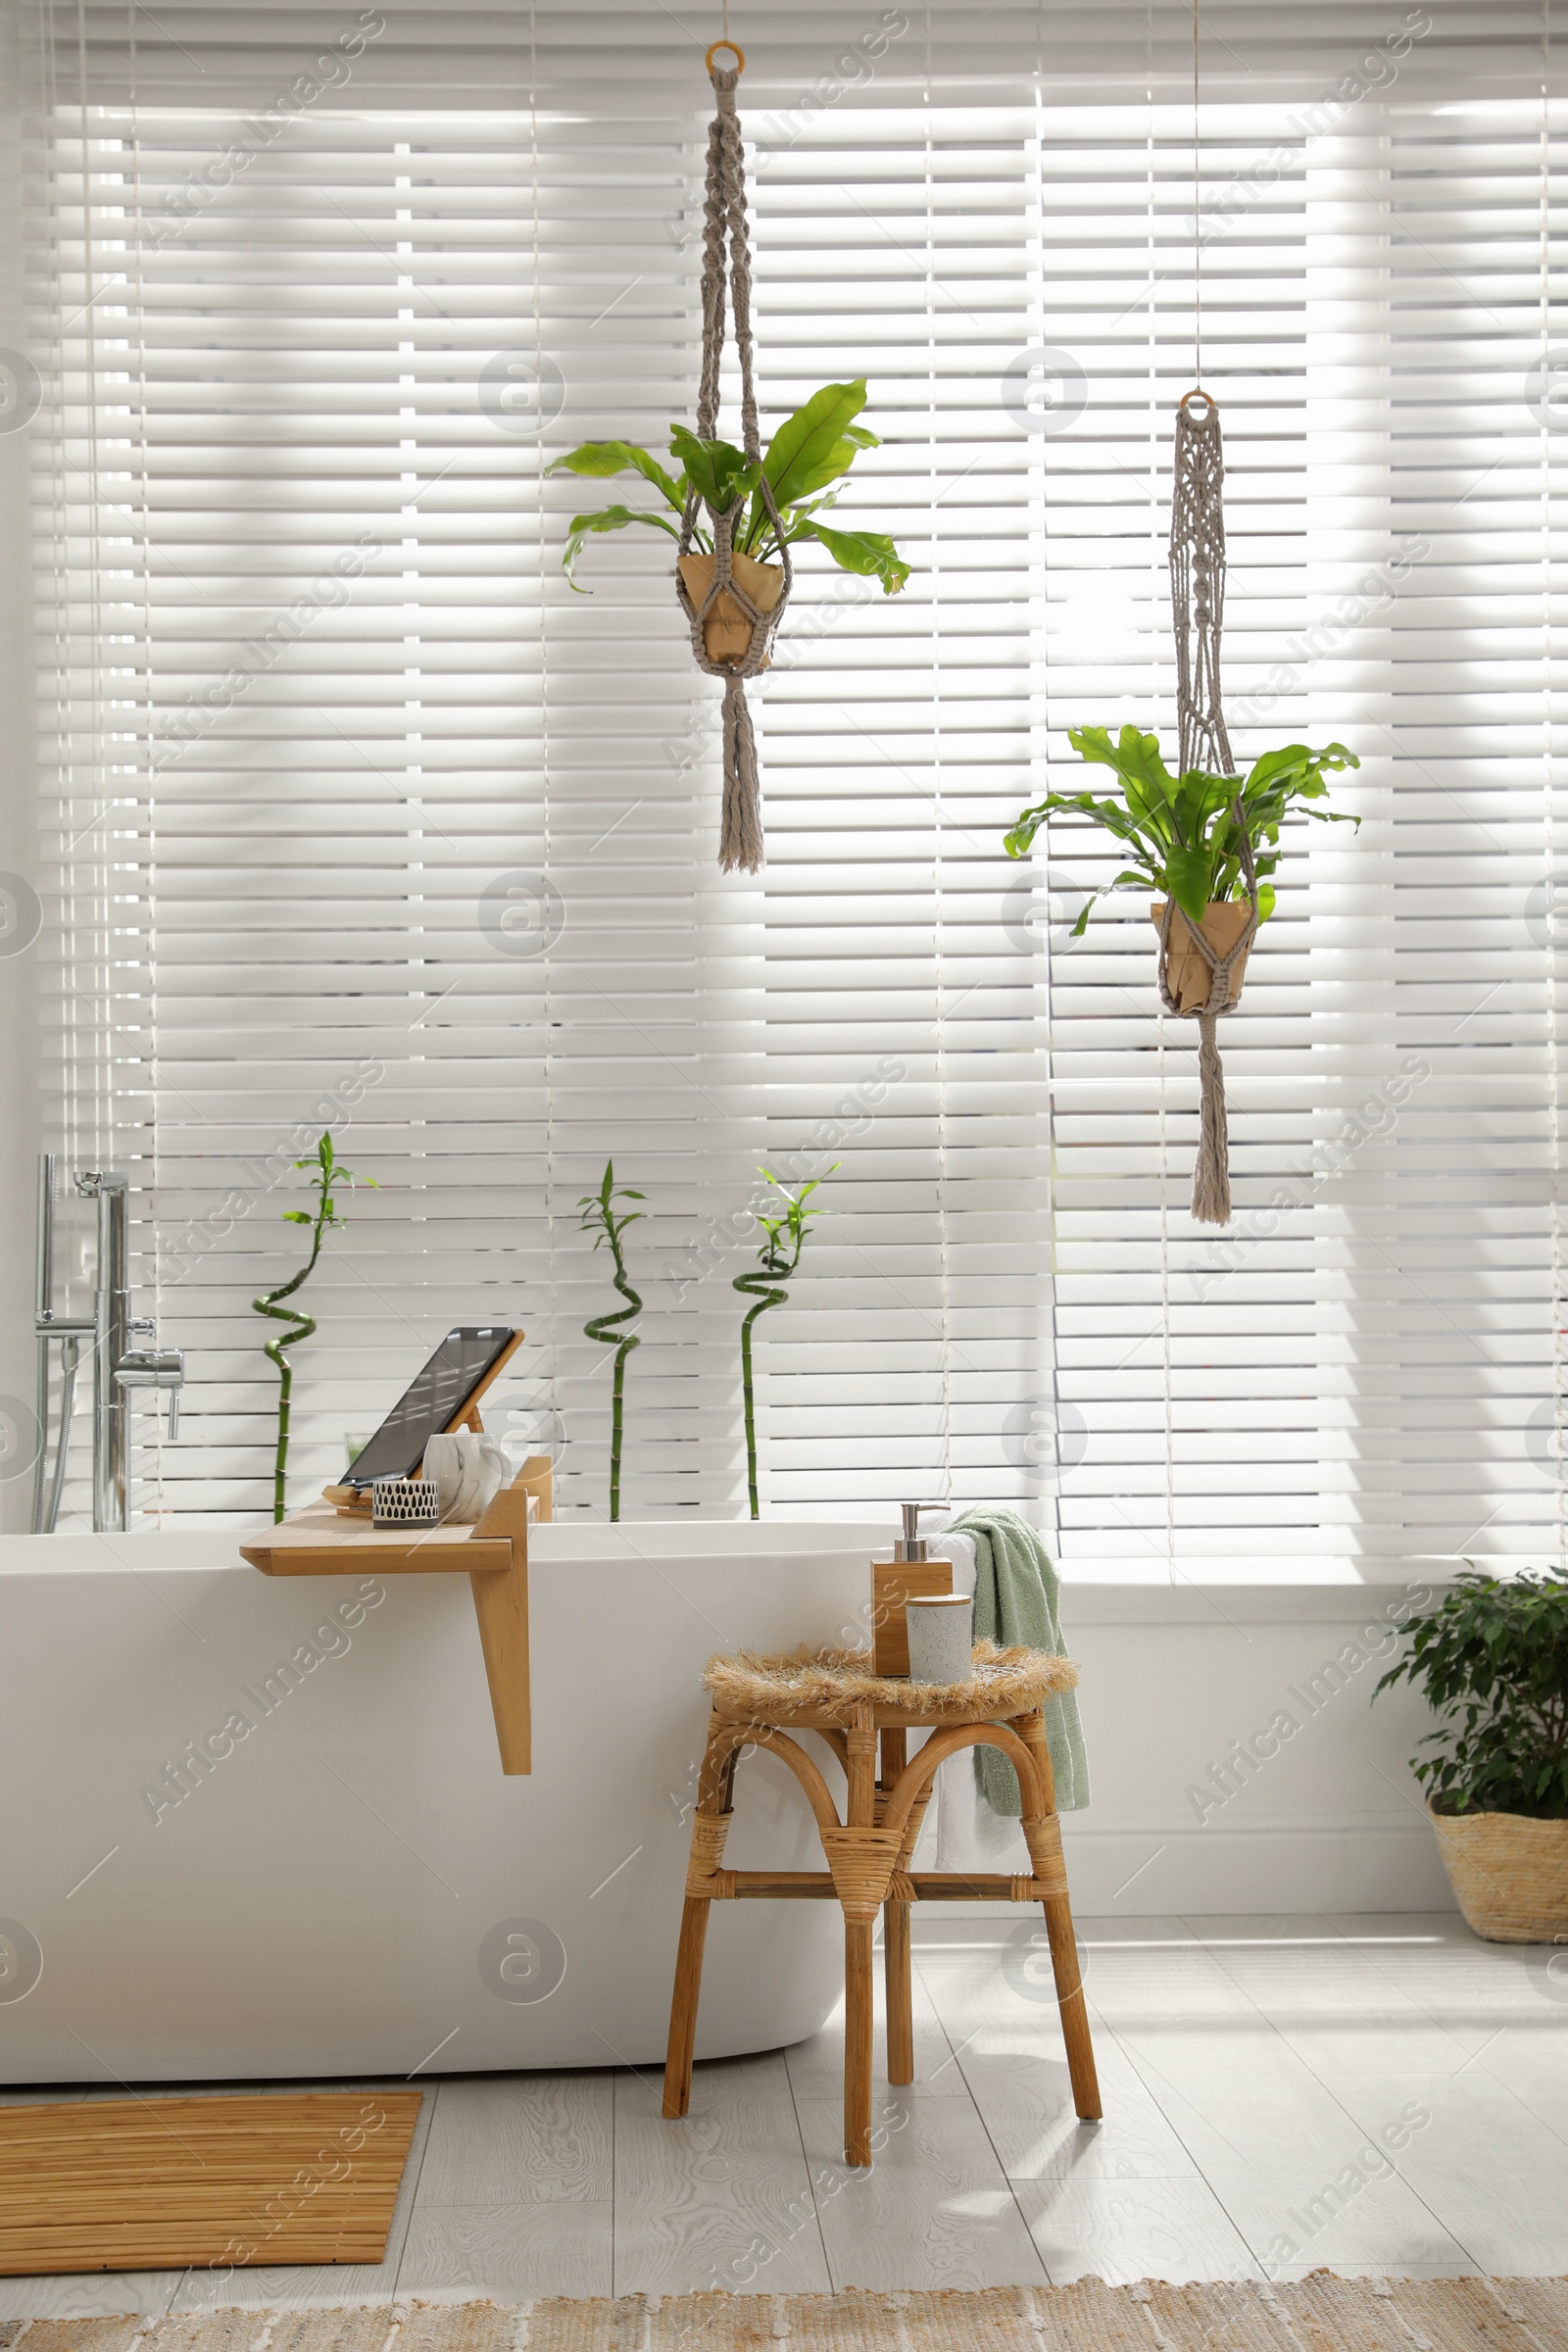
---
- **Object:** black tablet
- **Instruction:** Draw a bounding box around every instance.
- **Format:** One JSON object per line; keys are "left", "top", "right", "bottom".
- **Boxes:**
{"left": 343, "top": 1327, "right": 520, "bottom": 1489}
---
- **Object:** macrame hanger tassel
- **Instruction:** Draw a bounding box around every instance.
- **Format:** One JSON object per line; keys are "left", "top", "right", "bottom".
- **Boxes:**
{"left": 676, "top": 44, "right": 793, "bottom": 874}
{"left": 1193, "top": 1008, "right": 1230, "bottom": 1225}
{"left": 720, "top": 676, "right": 762, "bottom": 874}
{"left": 1165, "top": 388, "right": 1256, "bottom": 1226}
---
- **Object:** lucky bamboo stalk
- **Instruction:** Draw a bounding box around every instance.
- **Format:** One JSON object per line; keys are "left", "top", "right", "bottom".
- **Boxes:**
{"left": 733, "top": 1164, "right": 834, "bottom": 1521}
{"left": 252, "top": 1131, "right": 375, "bottom": 1523}
{"left": 578, "top": 1158, "right": 645, "bottom": 1522}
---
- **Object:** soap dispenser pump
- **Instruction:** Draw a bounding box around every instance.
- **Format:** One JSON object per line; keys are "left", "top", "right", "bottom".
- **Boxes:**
{"left": 872, "top": 1501, "right": 956, "bottom": 1673}
{"left": 893, "top": 1500, "right": 949, "bottom": 1562}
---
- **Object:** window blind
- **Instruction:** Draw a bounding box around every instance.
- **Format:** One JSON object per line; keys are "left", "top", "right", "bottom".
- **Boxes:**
{"left": 25, "top": 0, "right": 1568, "bottom": 1566}
{"left": 1022, "top": 82, "right": 1568, "bottom": 1574}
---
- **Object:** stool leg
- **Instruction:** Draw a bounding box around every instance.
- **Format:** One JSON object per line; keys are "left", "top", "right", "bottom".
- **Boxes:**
{"left": 662, "top": 1721, "right": 734, "bottom": 2122}
{"left": 843, "top": 1711, "right": 878, "bottom": 2165}
{"left": 879, "top": 1728, "right": 914, "bottom": 2086}
{"left": 883, "top": 1897, "right": 913, "bottom": 2085}
{"left": 845, "top": 1917, "right": 875, "bottom": 2163}
{"left": 662, "top": 1896, "right": 711, "bottom": 2120}
{"left": 1034, "top": 1871, "right": 1100, "bottom": 2121}
{"left": 1015, "top": 1714, "right": 1102, "bottom": 2124}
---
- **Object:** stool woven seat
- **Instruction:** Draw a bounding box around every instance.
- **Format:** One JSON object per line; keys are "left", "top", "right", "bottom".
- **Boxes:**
{"left": 663, "top": 1637, "right": 1102, "bottom": 2166}
{"left": 704, "top": 1638, "right": 1077, "bottom": 1726}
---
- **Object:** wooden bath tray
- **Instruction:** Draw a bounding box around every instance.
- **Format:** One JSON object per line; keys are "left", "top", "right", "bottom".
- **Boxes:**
{"left": 241, "top": 1457, "right": 552, "bottom": 1776}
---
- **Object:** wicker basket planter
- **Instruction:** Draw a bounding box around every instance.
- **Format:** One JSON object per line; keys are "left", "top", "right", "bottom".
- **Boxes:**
{"left": 1151, "top": 898, "right": 1255, "bottom": 1014}
{"left": 1427, "top": 1796, "right": 1568, "bottom": 1942}
{"left": 676, "top": 552, "right": 783, "bottom": 665}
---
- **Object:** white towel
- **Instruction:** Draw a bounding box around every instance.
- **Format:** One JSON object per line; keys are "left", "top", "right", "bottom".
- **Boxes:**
{"left": 928, "top": 1528, "right": 1032, "bottom": 1876}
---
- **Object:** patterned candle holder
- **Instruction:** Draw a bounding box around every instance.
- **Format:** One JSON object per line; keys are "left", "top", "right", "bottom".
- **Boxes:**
{"left": 371, "top": 1475, "right": 439, "bottom": 1530}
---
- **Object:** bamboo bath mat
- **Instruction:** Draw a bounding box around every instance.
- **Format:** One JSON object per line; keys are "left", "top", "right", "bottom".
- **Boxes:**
{"left": 3, "top": 2282, "right": 1566, "bottom": 2352}
{"left": 0, "top": 2094, "right": 421, "bottom": 2277}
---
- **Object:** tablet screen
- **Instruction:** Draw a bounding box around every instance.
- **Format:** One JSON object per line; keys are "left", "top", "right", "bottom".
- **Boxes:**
{"left": 345, "top": 1327, "right": 516, "bottom": 1487}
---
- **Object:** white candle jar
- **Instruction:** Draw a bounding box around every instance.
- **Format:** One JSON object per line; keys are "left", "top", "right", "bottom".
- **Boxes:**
{"left": 904, "top": 1592, "right": 974, "bottom": 1684}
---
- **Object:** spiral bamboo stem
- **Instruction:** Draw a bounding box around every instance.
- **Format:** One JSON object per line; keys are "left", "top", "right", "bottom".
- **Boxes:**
{"left": 253, "top": 1237, "right": 324, "bottom": 1525}
{"left": 584, "top": 1261, "right": 640, "bottom": 1523}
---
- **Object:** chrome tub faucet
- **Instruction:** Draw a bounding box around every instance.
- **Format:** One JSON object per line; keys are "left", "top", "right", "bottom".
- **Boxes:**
{"left": 33, "top": 1154, "right": 183, "bottom": 1532}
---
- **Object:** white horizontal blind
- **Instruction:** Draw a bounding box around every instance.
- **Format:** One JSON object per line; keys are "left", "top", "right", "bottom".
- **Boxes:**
{"left": 1034, "top": 79, "right": 1567, "bottom": 1574}
{"left": 29, "top": 1, "right": 1568, "bottom": 1560}
{"left": 747, "top": 94, "right": 1052, "bottom": 1519}
{"left": 40, "top": 45, "right": 762, "bottom": 1522}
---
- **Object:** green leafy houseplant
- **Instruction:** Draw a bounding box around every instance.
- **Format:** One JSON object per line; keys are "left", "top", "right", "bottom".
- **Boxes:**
{"left": 550, "top": 377, "right": 912, "bottom": 602}
{"left": 1377, "top": 1569, "right": 1568, "bottom": 1819}
{"left": 579, "top": 1159, "right": 645, "bottom": 1524}
{"left": 253, "top": 1132, "right": 375, "bottom": 1524}
{"left": 733, "top": 1165, "right": 834, "bottom": 1521}
{"left": 1004, "top": 726, "right": 1361, "bottom": 943}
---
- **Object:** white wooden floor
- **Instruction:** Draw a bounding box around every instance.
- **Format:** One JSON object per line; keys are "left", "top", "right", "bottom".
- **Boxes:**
{"left": 4, "top": 1910, "right": 1567, "bottom": 2316}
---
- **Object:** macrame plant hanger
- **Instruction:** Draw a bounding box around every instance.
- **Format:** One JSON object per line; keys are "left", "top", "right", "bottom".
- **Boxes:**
{"left": 675, "top": 36, "right": 793, "bottom": 874}
{"left": 1158, "top": 2, "right": 1256, "bottom": 1225}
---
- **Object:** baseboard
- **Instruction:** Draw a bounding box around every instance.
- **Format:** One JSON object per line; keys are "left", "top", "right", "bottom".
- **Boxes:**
{"left": 908, "top": 1822, "right": 1455, "bottom": 1920}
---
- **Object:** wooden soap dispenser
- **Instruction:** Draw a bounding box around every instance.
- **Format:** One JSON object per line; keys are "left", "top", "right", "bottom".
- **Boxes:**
{"left": 870, "top": 1501, "right": 956, "bottom": 1676}
{"left": 868, "top": 1500, "right": 955, "bottom": 2082}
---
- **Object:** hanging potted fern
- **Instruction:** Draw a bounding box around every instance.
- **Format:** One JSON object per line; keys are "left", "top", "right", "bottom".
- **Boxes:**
{"left": 549, "top": 52, "right": 910, "bottom": 873}
{"left": 1004, "top": 725, "right": 1360, "bottom": 978}
{"left": 1004, "top": 725, "right": 1360, "bottom": 1220}
{"left": 553, "top": 383, "right": 909, "bottom": 876}
{"left": 553, "top": 379, "right": 911, "bottom": 628}
{"left": 1001, "top": 389, "right": 1363, "bottom": 1225}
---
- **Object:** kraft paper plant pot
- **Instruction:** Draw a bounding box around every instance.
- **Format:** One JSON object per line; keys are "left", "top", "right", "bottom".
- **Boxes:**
{"left": 1152, "top": 899, "right": 1255, "bottom": 1015}
{"left": 677, "top": 551, "right": 784, "bottom": 665}
{"left": 1426, "top": 1795, "right": 1568, "bottom": 1942}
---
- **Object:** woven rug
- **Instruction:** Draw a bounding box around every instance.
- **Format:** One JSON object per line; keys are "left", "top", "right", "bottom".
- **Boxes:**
{"left": 4, "top": 2280, "right": 1566, "bottom": 2352}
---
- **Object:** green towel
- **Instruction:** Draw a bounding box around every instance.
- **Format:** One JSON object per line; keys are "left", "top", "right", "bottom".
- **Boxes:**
{"left": 947, "top": 1506, "right": 1090, "bottom": 1817}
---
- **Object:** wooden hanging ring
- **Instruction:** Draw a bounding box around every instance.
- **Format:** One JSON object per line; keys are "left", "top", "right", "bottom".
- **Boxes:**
{"left": 706, "top": 39, "right": 746, "bottom": 73}
{"left": 1179, "top": 386, "right": 1217, "bottom": 418}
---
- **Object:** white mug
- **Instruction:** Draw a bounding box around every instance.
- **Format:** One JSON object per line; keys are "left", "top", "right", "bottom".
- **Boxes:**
{"left": 421, "top": 1432, "right": 466, "bottom": 1519}
{"left": 422, "top": 1429, "right": 509, "bottom": 1524}
{"left": 905, "top": 1593, "right": 974, "bottom": 1684}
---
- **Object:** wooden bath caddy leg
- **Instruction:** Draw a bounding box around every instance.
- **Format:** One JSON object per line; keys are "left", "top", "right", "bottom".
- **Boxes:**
{"left": 1015, "top": 1710, "right": 1102, "bottom": 2122}
{"left": 662, "top": 1716, "right": 735, "bottom": 2121}
{"left": 468, "top": 1474, "right": 537, "bottom": 1775}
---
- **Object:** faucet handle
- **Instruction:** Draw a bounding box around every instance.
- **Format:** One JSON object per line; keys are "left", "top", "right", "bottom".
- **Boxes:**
{"left": 115, "top": 1349, "right": 184, "bottom": 1444}
{"left": 130, "top": 1316, "right": 156, "bottom": 1338}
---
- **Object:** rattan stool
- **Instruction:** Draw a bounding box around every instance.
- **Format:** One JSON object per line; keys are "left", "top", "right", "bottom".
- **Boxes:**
{"left": 662, "top": 1640, "right": 1102, "bottom": 2165}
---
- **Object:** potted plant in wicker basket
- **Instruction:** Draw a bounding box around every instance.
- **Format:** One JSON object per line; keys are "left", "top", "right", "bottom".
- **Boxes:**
{"left": 1376, "top": 1568, "right": 1568, "bottom": 1942}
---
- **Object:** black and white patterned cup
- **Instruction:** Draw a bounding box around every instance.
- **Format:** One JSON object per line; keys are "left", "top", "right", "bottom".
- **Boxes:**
{"left": 371, "top": 1475, "right": 439, "bottom": 1529}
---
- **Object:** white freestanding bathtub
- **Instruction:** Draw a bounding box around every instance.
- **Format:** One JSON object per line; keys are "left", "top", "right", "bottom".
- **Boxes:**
{"left": 0, "top": 1520, "right": 1457, "bottom": 2085}
{"left": 0, "top": 1519, "right": 895, "bottom": 2084}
